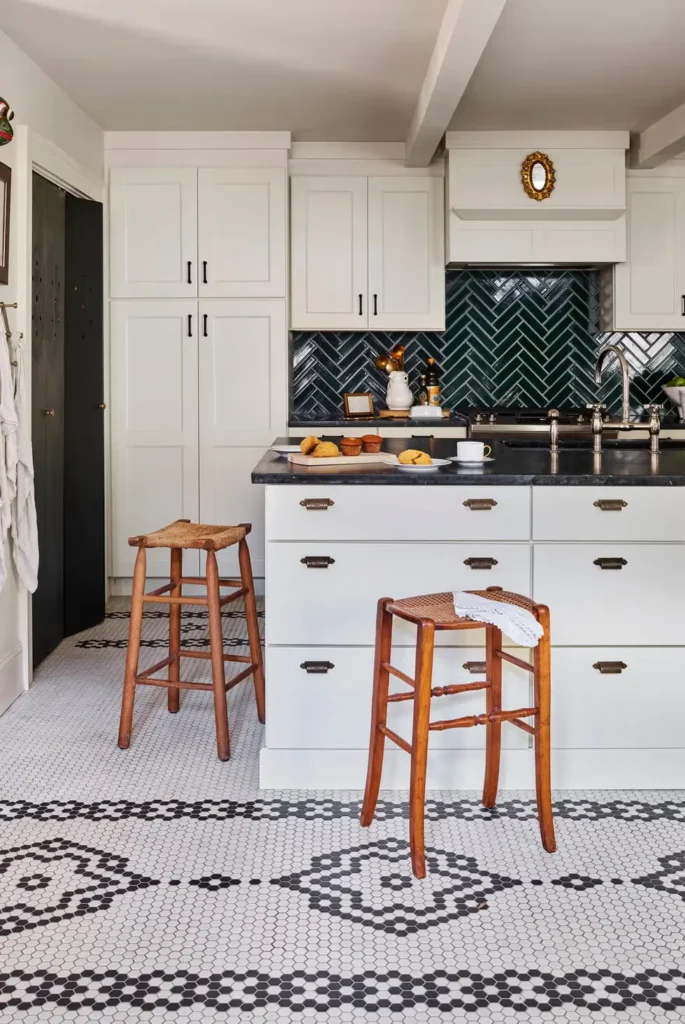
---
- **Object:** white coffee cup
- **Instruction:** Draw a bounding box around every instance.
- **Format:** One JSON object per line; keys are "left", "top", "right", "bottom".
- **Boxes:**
{"left": 456, "top": 441, "right": 492, "bottom": 462}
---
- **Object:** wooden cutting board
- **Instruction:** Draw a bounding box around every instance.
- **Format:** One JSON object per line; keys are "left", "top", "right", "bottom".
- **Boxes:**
{"left": 377, "top": 408, "right": 451, "bottom": 418}
{"left": 288, "top": 452, "right": 398, "bottom": 467}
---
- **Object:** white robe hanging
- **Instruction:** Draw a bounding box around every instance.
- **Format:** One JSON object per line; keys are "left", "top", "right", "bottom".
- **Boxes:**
{"left": 9, "top": 334, "right": 38, "bottom": 593}
{"left": 0, "top": 322, "right": 18, "bottom": 593}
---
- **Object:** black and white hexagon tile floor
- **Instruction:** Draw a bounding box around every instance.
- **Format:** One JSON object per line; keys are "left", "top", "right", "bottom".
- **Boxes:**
{"left": 1, "top": 599, "right": 685, "bottom": 1023}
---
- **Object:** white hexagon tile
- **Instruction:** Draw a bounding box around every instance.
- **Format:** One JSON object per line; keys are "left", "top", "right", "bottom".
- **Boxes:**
{"left": 0, "top": 600, "right": 684, "bottom": 1022}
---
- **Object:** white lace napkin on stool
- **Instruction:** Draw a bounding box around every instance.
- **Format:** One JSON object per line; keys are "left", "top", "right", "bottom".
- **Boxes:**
{"left": 453, "top": 591, "right": 544, "bottom": 648}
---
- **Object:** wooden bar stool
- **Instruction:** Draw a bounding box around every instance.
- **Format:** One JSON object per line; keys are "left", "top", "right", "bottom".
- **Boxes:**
{"left": 360, "top": 587, "right": 556, "bottom": 878}
{"left": 117, "top": 519, "right": 265, "bottom": 761}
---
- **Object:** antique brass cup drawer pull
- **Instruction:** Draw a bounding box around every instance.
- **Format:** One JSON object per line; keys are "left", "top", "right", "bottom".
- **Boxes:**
{"left": 300, "top": 661, "right": 335, "bottom": 674}
{"left": 593, "top": 557, "right": 627, "bottom": 570}
{"left": 300, "top": 556, "right": 335, "bottom": 569}
{"left": 464, "top": 557, "right": 498, "bottom": 570}
{"left": 463, "top": 498, "right": 498, "bottom": 511}
{"left": 593, "top": 661, "right": 627, "bottom": 674}
{"left": 593, "top": 499, "right": 628, "bottom": 511}
{"left": 300, "top": 498, "right": 335, "bottom": 510}
{"left": 463, "top": 660, "right": 487, "bottom": 674}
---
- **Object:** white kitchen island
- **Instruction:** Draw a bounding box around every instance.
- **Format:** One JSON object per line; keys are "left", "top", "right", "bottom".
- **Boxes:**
{"left": 253, "top": 437, "right": 685, "bottom": 791}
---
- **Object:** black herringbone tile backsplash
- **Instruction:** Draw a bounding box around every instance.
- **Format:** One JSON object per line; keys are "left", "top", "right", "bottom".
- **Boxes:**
{"left": 292, "top": 269, "right": 685, "bottom": 420}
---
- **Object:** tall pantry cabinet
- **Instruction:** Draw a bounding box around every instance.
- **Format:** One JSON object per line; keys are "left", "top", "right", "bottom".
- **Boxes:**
{"left": 109, "top": 159, "right": 288, "bottom": 579}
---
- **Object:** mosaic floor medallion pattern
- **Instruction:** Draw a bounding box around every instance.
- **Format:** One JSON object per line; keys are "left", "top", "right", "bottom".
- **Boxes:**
{"left": 0, "top": 599, "right": 684, "bottom": 1021}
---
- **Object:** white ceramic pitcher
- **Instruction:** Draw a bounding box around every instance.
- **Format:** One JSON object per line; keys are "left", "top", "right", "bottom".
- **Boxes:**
{"left": 386, "top": 371, "right": 413, "bottom": 411}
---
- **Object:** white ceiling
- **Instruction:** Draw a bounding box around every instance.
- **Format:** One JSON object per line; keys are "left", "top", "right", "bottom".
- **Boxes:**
{"left": 450, "top": 0, "right": 685, "bottom": 132}
{"left": 0, "top": 0, "right": 448, "bottom": 140}
{"left": 2, "top": 0, "right": 685, "bottom": 141}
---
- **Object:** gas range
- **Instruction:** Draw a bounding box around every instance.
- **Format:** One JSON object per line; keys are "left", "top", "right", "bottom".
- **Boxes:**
{"left": 464, "top": 406, "right": 595, "bottom": 438}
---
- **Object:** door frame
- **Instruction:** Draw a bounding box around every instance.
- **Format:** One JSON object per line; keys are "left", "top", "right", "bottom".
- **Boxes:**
{"left": 11, "top": 127, "right": 104, "bottom": 687}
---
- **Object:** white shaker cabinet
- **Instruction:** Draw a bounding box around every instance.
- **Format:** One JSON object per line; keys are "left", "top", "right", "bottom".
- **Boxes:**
{"left": 290, "top": 176, "right": 368, "bottom": 330}
{"left": 290, "top": 174, "right": 444, "bottom": 330}
{"left": 199, "top": 300, "right": 287, "bottom": 576}
{"left": 367, "top": 177, "right": 445, "bottom": 330}
{"left": 110, "top": 168, "right": 198, "bottom": 298}
{"left": 110, "top": 301, "right": 200, "bottom": 577}
{"left": 198, "top": 168, "right": 286, "bottom": 297}
{"left": 610, "top": 174, "right": 685, "bottom": 331}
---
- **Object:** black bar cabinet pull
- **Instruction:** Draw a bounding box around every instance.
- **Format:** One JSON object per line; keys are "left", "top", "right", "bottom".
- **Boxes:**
{"left": 593, "top": 661, "right": 627, "bottom": 674}
{"left": 300, "top": 498, "right": 335, "bottom": 510}
{"left": 682, "top": 294, "right": 685, "bottom": 316}
{"left": 593, "top": 557, "right": 627, "bottom": 570}
{"left": 203, "top": 314, "right": 208, "bottom": 337}
{"left": 301, "top": 556, "right": 336, "bottom": 569}
{"left": 187, "top": 314, "right": 192, "bottom": 337}
{"left": 373, "top": 293, "right": 378, "bottom": 315}
{"left": 203, "top": 261, "right": 208, "bottom": 284}
{"left": 463, "top": 498, "right": 498, "bottom": 511}
{"left": 300, "top": 661, "right": 335, "bottom": 674}
{"left": 464, "top": 557, "right": 498, "bottom": 570}
{"left": 463, "top": 661, "right": 487, "bottom": 674}
{"left": 358, "top": 294, "right": 363, "bottom": 315}
{"left": 187, "top": 261, "right": 192, "bottom": 284}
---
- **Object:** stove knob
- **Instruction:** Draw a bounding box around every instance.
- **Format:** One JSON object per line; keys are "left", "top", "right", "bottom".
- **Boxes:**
{"left": 488, "top": 413, "right": 496, "bottom": 424}
{"left": 577, "top": 413, "right": 585, "bottom": 424}
{"left": 474, "top": 413, "right": 483, "bottom": 424}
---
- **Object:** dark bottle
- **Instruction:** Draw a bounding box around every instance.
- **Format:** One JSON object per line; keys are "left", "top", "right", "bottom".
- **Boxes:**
{"left": 417, "top": 373, "right": 429, "bottom": 405}
{"left": 425, "top": 357, "right": 440, "bottom": 407}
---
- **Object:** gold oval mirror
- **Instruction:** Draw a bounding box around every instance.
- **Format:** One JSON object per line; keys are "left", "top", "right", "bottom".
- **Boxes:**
{"left": 521, "top": 151, "right": 555, "bottom": 201}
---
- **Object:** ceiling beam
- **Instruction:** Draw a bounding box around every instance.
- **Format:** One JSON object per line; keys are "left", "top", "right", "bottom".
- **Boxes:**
{"left": 405, "top": 0, "right": 507, "bottom": 168}
{"left": 634, "top": 100, "right": 685, "bottom": 168}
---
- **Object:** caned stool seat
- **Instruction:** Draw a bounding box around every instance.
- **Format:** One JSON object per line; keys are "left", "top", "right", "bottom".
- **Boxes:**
{"left": 129, "top": 520, "right": 247, "bottom": 551}
{"left": 361, "top": 586, "right": 556, "bottom": 878}
{"left": 118, "top": 518, "right": 265, "bottom": 761}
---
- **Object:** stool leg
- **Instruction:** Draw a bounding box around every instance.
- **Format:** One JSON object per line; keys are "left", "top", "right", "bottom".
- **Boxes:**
{"left": 360, "top": 598, "right": 394, "bottom": 828}
{"left": 118, "top": 547, "right": 146, "bottom": 749}
{"left": 238, "top": 538, "right": 266, "bottom": 725}
{"left": 206, "top": 550, "right": 230, "bottom": 761}
{"left": 409, "top": 619, "right": 435, "bottom": 879}
{"left": 168, "top": 547, "right": 182, "bottom": 713}
{"left": 483, "top": 624, "right": 503, "bottom": 808}
{"left": 533, "top": 605, "right": 556, "bottom": 853}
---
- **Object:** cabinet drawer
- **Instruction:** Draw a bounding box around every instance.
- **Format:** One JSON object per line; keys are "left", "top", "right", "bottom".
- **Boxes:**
{"left": 533, "top": 486, "right": 685, "bottom": 541}
{"left": 266, "top": 485, "right": 530, "bottom": 541}
{"left": 552, "top": 648, "right": 685, "bottom": 748}
{"left": 266, "top": 646, "right": 530, "bottom": 750}
{"left": 534, "top": 544, "right": 683, "bottom": 645}
{"left": 267, "top": 542, "right": 531, "bottom": 646}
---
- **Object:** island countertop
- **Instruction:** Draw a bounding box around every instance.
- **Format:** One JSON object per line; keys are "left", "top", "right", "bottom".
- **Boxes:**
{"left": 252, "top": 436, "right": 685, "bottom": 486}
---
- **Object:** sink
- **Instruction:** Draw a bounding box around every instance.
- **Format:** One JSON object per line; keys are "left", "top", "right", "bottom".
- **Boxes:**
{"left": 501, "top": 438, "right": 685, "bottom": 452}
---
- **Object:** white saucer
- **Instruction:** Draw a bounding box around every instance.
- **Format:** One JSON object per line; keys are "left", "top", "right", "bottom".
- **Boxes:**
{"left": 449, "top": 456, "right": 495, "bottom": 465}
{"left": 396, "top": 457, "right": 451, "bottom": 472}
{"left": 270, "top": 445, "right": 302, "bottom": 458}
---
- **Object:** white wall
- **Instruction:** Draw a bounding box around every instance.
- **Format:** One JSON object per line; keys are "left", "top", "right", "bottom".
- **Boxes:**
{"left": 0, "top": 28, "right": 104, "bottom": 714}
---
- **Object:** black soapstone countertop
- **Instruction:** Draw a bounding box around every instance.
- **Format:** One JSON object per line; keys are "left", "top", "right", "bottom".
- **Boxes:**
{"left": 288, "top": 416, "right": 461, "bottom": 429}
{"left": 252, "top": 436, "right": 685, "bottom": 486}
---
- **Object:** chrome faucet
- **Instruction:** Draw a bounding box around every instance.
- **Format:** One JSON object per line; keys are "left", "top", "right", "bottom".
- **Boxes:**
{"left": 595, "top": 344, "right": 631, "bottom": 424}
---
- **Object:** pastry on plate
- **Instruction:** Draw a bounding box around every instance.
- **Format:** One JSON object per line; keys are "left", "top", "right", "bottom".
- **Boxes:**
{"left": 311, "top": 441, "right": 340, "bottom": 458}
{"left": 300, "top": 435, "right": 320, "bottom": 455}
{"left": 398, "top": 448, "right": 432, "bottom": 466}
{"left": 361, "top": 434, "right": 383, "bottom": 453}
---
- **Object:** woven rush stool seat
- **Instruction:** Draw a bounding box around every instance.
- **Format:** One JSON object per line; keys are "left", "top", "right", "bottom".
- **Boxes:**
{"left": 361, "top": 586, "right": 556, "bottom": 878}
{"left": 118, "top": 519, "right": 265, "bottom": 761}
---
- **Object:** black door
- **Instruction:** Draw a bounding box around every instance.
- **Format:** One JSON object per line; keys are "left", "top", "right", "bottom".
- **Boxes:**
{"left": 64, "top": 194, "right": 105, "bottom": 635}
{"left": 32, "top": 173, "right": 65, "bottom": 668}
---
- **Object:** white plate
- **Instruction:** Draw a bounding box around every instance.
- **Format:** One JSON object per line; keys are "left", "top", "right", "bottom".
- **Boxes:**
{"left": 449, "top": 456, "right": 495, "bottom": 465}
{"left": 396, "top": 457, "right": 451, "bottom": 472}
{"left": 271, "top": 445, "right": 302, "bottom": 457}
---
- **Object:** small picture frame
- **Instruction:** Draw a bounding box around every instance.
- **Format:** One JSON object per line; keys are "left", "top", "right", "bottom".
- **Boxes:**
{"left": 0, "top": 161, "right": 10, "bottom": 285}
{"left": 343, "top": 391, "right": 374, "bottom": 418}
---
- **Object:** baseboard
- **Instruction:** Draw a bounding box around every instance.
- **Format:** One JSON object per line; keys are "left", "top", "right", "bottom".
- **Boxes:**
{"left": 109, "top": 577, "right": 266, "bottom": 598}
{"left": 259, "top": 747, "right": 685, "bottom": 790}
{"left": 0, "top": 646, "right": 25, "bottom": 717}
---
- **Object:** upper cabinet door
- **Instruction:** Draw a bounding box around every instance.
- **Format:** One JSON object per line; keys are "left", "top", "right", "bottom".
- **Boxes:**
{"left": 198, "top": 168, "right": 286, "bottom": 298}
{"left": 612, "top": 175, "right": 685, "bottom": 331}
{"left": 368, "top": 176, "right": 445, "bottom": 330}
{"left": 110, "top": 168, "right": 198, "bottom": 298}
{"left": 290, "top": 176, "right": 368, "bottom": 330}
